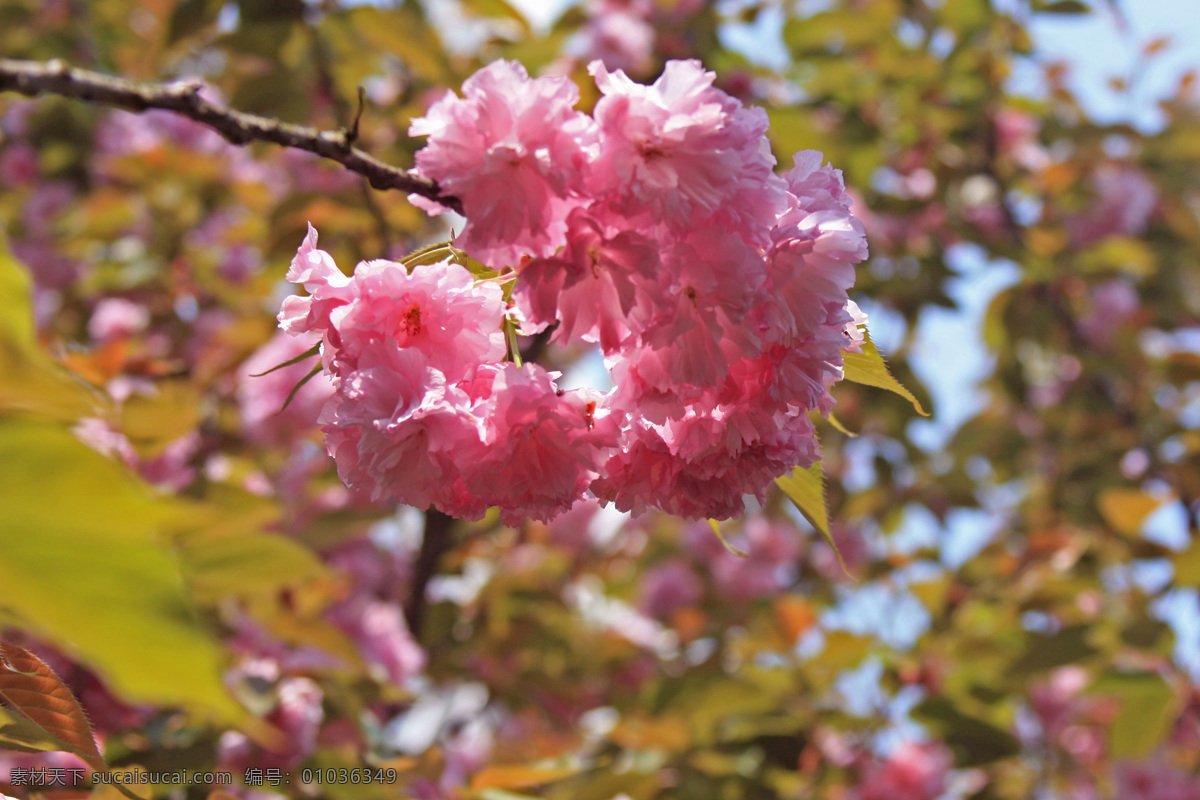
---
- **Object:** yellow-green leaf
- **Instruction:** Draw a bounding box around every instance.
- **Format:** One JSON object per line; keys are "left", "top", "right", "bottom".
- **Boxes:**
{"left": 470, "top": 764, "right": 582, "bottom": 792}
{"left": 776, "top": 462, "right": 829, "bottom": 537}
{"left": 842, "top": 328, "right": 929, "bottom": 416}
{"left": 1091, "top": 671, "right": 1179, "bottom": 758}
{"left": 0, "top": 704, "right": 63, "bottom": 754}
{"left": 1097, "top": 488, "right": 1164, "bottom": 538}
{"left": 811, "top": 408, "right": 857, "bottom": 437}
{"left": 776, "top": 457, "right": 854, "bottom": 577}
{"left": 0, "top": 421, "right": 237, "bottom": 718}
{"left": 0, "top": 236, "right": 98, "bottom": 421}
{"left": 119, "top": 380, "right": 202, "bottom": 458}
{"left": 1174, "top": 540, "right": 1200, "bottom": 586}
{"left": 179, "top": 528, "right": 327, "bottom": 601}
{"left": 708, "top": 519, "right": 748, "bottom": 557}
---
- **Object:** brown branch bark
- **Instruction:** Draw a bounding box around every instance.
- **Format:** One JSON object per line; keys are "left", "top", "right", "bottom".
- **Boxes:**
{"left": 0, "top": 58, "right": 462, "bottom": 214}
{"left": 404, "top": 509, "right": 457, "bottom": 642}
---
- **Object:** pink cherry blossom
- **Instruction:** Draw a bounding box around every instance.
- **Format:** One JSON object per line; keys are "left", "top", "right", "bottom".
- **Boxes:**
{"left": 568, "top": 0, "right": 656, "bottom": 76}
{"left": 288, "top": 56, "right": 871, "bottom": 523}
{"left": 320, "top": 348, "right": 484, "bottom": 512}
{"left": 460, "top": 363, "right": 618, "bottom": 525}
{"left": 272, "top": 677, "right": 324, "bottom": 763}
{"left": 1113, "top": 759, "right": 1200, "bottom": 800}
{"left": 853, "top": 741, "right": 951, "bottom": 800}
{"left": 328, "top": 598, "right": 426, "bottom": 686}
{"left": 995, "top": 107, "right": 1050, "bottom": 171}
{"left": 278, "top": 224, "right": 355, "bottom": 342}
{"left": 513, "top": 207, "right": 661, "bottom": 353}
{"left": 1068, "top": 164, "right": 1158, "bottom": 247}
{"left": 280, "top": 224, "right": 506, "bottom": 382}
{"left": 237, "top": 329, "right": 334, "bottom": 447}
{"left": 588, "top": 58, "right": 786, "bottom": 242}
{"left": 0, "top": 142, "right": 38, "bottom": 186}
{"left": 688, "top": 516, "right": 802, "bottom": 601}
{"left": 639, "top": 559, "right": 704, "bottom": 619}
{"left": 1078, "top": 278, "right": 1140, "bottom": 350}
{"left": 409, "top": 60, "right": 597, "bottom": 266}
{"left": 87, "top": 297, "right": 150, "bottom": 343}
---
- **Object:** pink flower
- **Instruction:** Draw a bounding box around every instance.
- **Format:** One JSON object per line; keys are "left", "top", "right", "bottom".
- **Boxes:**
{"left": 994, "top": 108, "right": 1049, "bottom": 171}
{"left": 287, "top": 59, "right": 873, "bottom": 524}
{"left": 854, "top": 742, "right": 951, "bottom": 800}
{"left": 0, "top": 142, "right": 38, "bottom": 186}
{"left": 409, "top": 60, "right": 597, "bottom": 266}
{"left": 278, "top": 224, "right": 355, "bottom": 341}
{"left": 237, "top": 330, "right": 334, "bottom": 447}
{"left": 567, "top": 0, "right": 656, "bottom": 76}
{"left": 1077, "top": 278, "right": 1139, "bottom": 350}
{"left": 544, "top": 496, "right": 607, "bottom": 554}
{"left": 220, "top": 668, "right": 326, "bottom": 771}
{"left": 639, "top": 559, "right": 703, "bottom": 618}
{"left": 1113, "top": 759, "right": 1200, "bottom": 800}
{"left": 513, "top": 208, "right": 661, "bottom": 353}
{"left": 138, "top": 431, "right": 200, "bottom": 491}
{"left": 87, "top": 297, "right": 150, "bottom": 343}
{"left": 1068, "top": 164, "right": 1158, "bottom": 247}
{"left": 766, "top": 153, "right": 868, "bottom": 342}
{"left": 811, "top": 523, "right": 870, "bottom": 580}
{"left": 328, "top": 598, "right": 426, "bottom": 686}
{"left": 281, "top": 224, "right": 506, "bottom": 383}
{"left": 320, "top": 348, "right": 484, "bottom": 512}
{"left": 588, "top": 59, "right": 786, "bottom": 242}
{"left": 461, "top": 363, "right": 618, "bottom": 525}
{"left": 684, "top": 516, "right": 801, "bottom": 600}
{"left": 272, "top": 677, "right": 324, "bottom": 762}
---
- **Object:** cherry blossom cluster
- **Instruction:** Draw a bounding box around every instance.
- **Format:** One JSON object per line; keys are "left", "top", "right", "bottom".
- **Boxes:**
{"left": 278, "top": 226, "right": 616, "bottom": 525}
{"left": 281, "top": 58, "right": 867, "bottom": 522}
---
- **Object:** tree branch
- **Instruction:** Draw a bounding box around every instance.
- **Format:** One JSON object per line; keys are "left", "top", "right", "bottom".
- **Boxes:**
{"left": 0, "top": 58, "right": 462, "bottom": 214}
{"left": 404, "top": 509, "right": 456, "bottom": 642}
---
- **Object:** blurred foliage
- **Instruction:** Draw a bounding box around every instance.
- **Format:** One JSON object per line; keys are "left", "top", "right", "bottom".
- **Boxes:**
{"left": 2, "top": 0, "right": 1200, "bottom": 799}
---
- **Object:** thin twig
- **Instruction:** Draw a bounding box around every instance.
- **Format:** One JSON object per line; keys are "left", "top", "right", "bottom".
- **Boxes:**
{"left": 347, "top": 86, "right": 366, "bottom": 147}
{"left": 304, "top": 27, "right": 395, "bottom": 251}
{"left": 0, "top": 58, "right": 462, "bottom": 214}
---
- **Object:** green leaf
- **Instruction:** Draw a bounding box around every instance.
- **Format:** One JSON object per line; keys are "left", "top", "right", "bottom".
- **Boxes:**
{"left": 810, "top": 408, "right": 857, "bottom": 437}
{"left": 776, "top": 457, "right": 852, "bottom": 576}
{"left": 776, "top": 462, "right": 828, "bottom": 537}
{"left": 0, "top": 420, "right": 237, "bottom": 718}
{"left": 280, "top": 363, "right": 324, "bottom": 413}
{"left": 842, "top": 328, "right": 929, "bottom": 416}
{"left": 400, "top": 240, "right": 455, "bottom": 269}
{"left": 249, "top": 343, "right": 320, "bottom": 376}
{"left": 1008, "top": 625, "right": 1098, "bottom": 675}
{"left": 504, "top": 316, "right": 523, "bottom": 368}
{"left": 344, "top": 6, "right": 451, "bottom": 84}
{"left": 459, "top": 0, "right": 532, "bottom": 33}
{"left": 1090, "top": 671, "right": 1178, "bottom": 758}
{"left": 0, "top": 704, "right": 63, "bottom": 754}
{"left": 1076, "top": 237, "right": 1156, "bottom": 278}
{"left": 825, "top": 410, "right": 858, "bottom": 437}
{"left": 1097, "top": 487, "right": 1164, "bottom": 538}
{"left": 1174, "top": 540, "right": 1200, "bottom": 585}
{"left": 166, "top": 0, "right": 225, "bottom": 43}
{"left": 0, "top": 235, "right": 98, "bottom": 422}
{"left": 1034, "top": 0, "right": 1091, "bottom": 13}
{"left": 708, "top": 519, "right": 748, "bottom": 558}
{"left": 179, "top": 527, "right": 327, "bottom": 602}
{"left": 912, "top": 697, "right": 1021, "bottom": 766}
{"left": 119, "top": 380, "right": 202, "bottom": 458}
